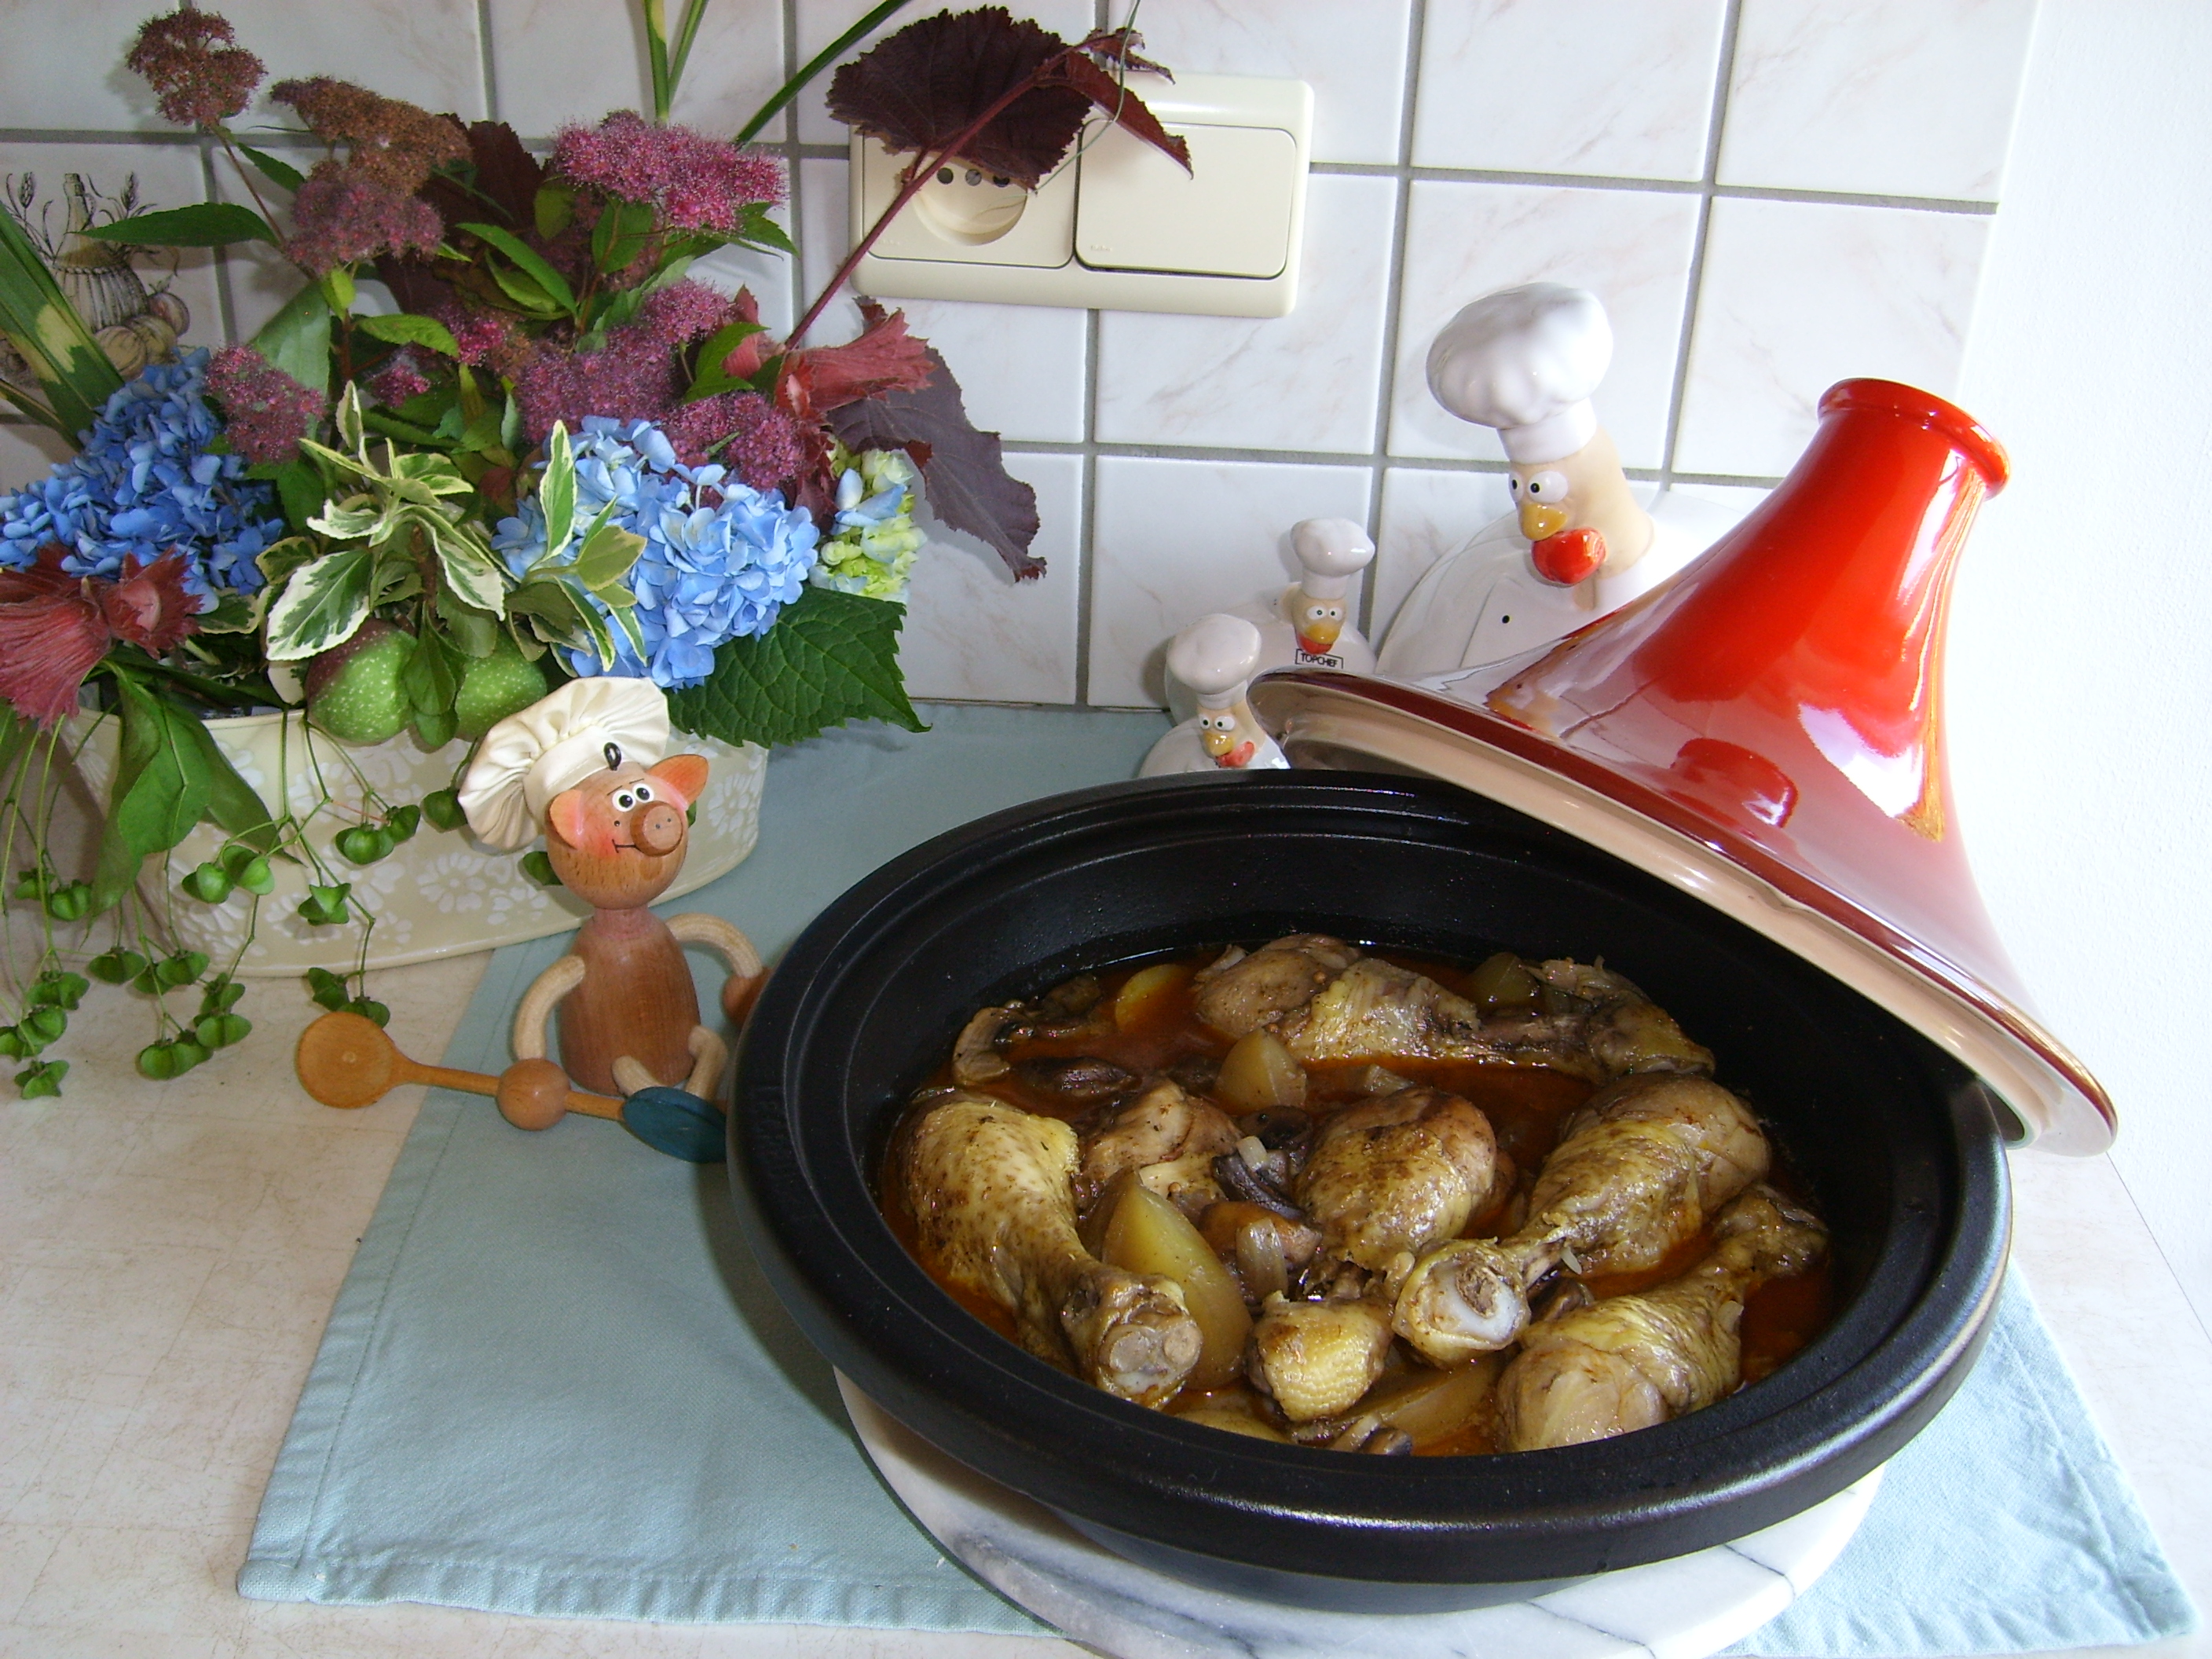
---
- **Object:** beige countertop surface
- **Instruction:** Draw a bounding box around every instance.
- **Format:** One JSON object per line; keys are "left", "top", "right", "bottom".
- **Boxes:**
{"left": 2, "top": 947, "right": 2207, "bottom": 1659}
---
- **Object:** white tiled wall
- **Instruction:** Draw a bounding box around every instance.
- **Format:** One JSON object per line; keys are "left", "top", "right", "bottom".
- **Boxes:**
{"left": 0, "top": 0, "right": 2039, "bottom": 710}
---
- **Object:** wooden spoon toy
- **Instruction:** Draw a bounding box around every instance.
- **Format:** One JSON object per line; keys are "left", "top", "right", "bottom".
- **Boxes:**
{"left": 297, "top": 1010, "right": 623, "bottom": 1122}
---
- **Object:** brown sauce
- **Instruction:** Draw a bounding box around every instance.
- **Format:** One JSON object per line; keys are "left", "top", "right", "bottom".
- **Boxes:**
{"left": 880, "top": 946, "right": 1833, "bottom": 1453}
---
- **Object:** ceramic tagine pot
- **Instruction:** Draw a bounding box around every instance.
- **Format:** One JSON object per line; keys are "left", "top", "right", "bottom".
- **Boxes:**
{"left": 731, "top": 377, "right": 2107, "bottom": 1635}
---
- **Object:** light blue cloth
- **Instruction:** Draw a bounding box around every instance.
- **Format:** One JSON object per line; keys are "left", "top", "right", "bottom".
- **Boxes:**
{"left": 240, "top": 705, "right": 2196, "bottom": 1650}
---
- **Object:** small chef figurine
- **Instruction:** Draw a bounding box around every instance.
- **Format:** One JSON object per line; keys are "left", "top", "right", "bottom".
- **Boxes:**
{"left": 1139, "top": 613, "right": 1291, "bottom": 777}
{"left": 1378, "top": 282, "right": 1734, "bottom": 679}
{"left": 1261, "top": 518, "right": 1378, "bottom": 675}
{"left": 457, "top": 678, "right": 763, "bottom": 1161}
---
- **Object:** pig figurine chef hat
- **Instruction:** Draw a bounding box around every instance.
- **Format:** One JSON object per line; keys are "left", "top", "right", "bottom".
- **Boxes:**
{"left": 458, "top": 676, "right": 671, "bottom": 849}
{"left": 1426, "top": 282, "right": 1612, "bottom": 463}
{"left": 1167, "top": 613, "right": 1265, "bottom": 711}
{"left": 1290, "top": 518, "right": 1375, "bottom": 602}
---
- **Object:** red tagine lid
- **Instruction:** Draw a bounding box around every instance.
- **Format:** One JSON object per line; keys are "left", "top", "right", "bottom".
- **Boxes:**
{"left": 1251, "top": 378, "right": 2114, "bottom": 1154}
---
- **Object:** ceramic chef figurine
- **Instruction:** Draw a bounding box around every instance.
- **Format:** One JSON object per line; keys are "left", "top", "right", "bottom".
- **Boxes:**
{"left": 1265, "top": 518, "right": 1378, "bottom": 675}
{"left": 1139, "top": 614, "right": 1290, "bottom": 777}
{"left": 1378, "top": 283, "right": 1735, "bottom": 679}
{"left": 456, "top": 678, "right": 764, "bottom": 1162}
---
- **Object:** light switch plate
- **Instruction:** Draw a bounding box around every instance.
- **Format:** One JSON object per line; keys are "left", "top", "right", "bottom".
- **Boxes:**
{"left": 849, "top": 73, "right": 1312, "bottom": 318}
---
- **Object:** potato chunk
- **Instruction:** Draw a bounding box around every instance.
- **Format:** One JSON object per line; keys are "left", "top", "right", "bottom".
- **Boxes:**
{"left": 1100, "top": 1181, "right": 1253, "bottom": 1390}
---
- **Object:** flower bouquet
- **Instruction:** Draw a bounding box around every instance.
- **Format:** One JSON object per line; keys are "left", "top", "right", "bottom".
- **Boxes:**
{"left": 0, "top": 1, "right": 1188, "bottom": 1094}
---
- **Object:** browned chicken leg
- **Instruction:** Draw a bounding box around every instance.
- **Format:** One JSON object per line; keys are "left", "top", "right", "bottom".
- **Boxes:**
{"left": 1496, "top": 1184, "right": 1827, "bottom": 1450}
{"left": 1393, "top": 1073, "right": 1770, "bottom": 1362}
{"left": 902, "top": 1093, "right": 1202, "bottom": 1407}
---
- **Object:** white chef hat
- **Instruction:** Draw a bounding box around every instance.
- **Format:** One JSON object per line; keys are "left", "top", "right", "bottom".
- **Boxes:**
{"left": 1426, "top": 283, "right": 1613, "bottom": 463}
{"left": 1289, "top": 518, "right": 1375, "bottom": 601}
{"left": 1167, "top": 614, "right": 1263, "bottom": 712}
{"left": 458, "top": 677, "right": 671, "bottom": 850}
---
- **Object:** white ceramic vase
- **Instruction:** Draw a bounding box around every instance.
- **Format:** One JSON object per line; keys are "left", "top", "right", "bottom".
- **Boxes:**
{"left": 69, "top": 709, "right": 765, "bottom": 976}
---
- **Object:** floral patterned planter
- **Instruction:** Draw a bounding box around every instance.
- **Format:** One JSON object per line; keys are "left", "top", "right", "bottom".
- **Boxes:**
{"left": 69, "top": 709, "right": 764, "bottom": 976}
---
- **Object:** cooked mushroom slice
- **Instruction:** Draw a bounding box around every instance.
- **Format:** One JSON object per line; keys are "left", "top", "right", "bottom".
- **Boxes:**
{"left": 1496, "top": 1184, "right": 1827, "bottom": 1451}
{"left": 1393, "top": 1073, "right": 1771, "bottom": 1363}
{"left": 950, "top": 1003, "right": 1024, "bottom": 1086}
{"left": 1015, "top": 1056, "right": 1140, "bottom": 1103}
{"left": 1076, "top": 1078, "right": 1242, "bottom": 1215}
{"left": 1247, "top": 1293, "right": 1397, "bottom": 1422}
{"left": 1192, "top": 935, "right": 1361, "bottom": 1038}
{"left": 1295, "top": 1086, "right": 1508, "bottom": 1281}
{"left": 902, "top": 1093, "right": 1201, "bottom": 1407}
{"left": 1213, "top": 1145, "right": 1304, "bottom": 1219}
{"left": 1165, "top": 1053, "right": 1223, "bottom": 1096}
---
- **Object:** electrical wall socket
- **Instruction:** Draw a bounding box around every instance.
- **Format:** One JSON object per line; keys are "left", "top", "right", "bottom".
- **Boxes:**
{"left": 849, "top": 73, "right": 1312, "bottom": 318}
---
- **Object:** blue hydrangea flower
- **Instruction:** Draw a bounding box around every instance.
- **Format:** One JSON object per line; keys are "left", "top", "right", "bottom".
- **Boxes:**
{"left": 0, "top": 348, "right": 285, "bottom": 604}
{"left": 493, "top": 416, "right": 819, "bottom": 690}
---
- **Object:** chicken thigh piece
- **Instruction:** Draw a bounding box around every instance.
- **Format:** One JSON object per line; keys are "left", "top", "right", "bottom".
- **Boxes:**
{"left": 1193, "top": 935, "right": 1361, "bottom": 1038}
{"left": 1296, "top": 1086, "right": 1510, "bottom": 1279}
{"left": 1393, "top": 1074, "right": 1771, "bottom": 1362}
{"left": 1077, "top": 1079, "right": 1242, "bottom": 1216}
{"left": 1270, "top": 956, "right": 1711, "bottom": 1083}
{"left": 903, "top": 1093, "right": 1203, "bottom": 1406}
{"left": 1496, "top": 1184, "right": 1827, "bottom": 1450}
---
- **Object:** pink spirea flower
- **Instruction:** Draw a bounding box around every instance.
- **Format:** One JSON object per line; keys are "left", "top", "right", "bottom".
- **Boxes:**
{"left": 436, "top": 304, "right": 525, "bottom": 375}
{"left": 661, "top": 392, "right": 805, "bottom": 491}
{"left": 205, "top": 343, "right": 323, "bottom": 464}
{"left": 126, "top": 10, "right": 263, "bottom": 130}
{"left": 551, "top": 112, "right": 785, "bottom": 233}
{"left": 512, "top": 280, "right": 746, "bottom": 444}
{"left": 367, "top": 350, "right": 431, "bottom": 409}
{"left": 632, "top": 280, "right": 738, "bottom": 351}
{"left": 285, "top": 161, "right": 443, "bottom": 276}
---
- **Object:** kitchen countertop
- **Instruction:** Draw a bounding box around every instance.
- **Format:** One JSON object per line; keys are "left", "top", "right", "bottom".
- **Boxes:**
{"left": 3, "top": 943, "right": 2207, "bottom": 1659}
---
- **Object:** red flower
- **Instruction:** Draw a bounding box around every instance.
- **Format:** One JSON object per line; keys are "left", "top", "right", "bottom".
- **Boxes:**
{"left": 0, "top": 548, "right": 199, "bottom": 726}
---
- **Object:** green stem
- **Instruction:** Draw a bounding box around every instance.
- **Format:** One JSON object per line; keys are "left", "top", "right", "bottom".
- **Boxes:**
{"left": 643, "top": 0, "right": 675, "bottom": 124}
{"left": 668, "top": 0, "right": 714, "bottom": 97}
{"left": 736, "top": 0, "right": 912, "bottom": 143}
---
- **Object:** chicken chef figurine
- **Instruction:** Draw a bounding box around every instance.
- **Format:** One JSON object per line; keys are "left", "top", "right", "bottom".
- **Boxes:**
{"left": 456, "top": 677, "right": 763, "bottom": 1163}
{"left": 1262, "top": 518, "right": 1378, "bottom": 675}
{"left": 1139, "top": 613, "right": 1290, "bottom": 777}
{"left": 1378, "top": 282, "right": 1734, "bottom": 679}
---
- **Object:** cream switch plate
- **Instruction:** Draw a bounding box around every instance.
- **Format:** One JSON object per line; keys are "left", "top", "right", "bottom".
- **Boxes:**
{"left": 850, "top": 73, "right": 1311, "bottom": 317}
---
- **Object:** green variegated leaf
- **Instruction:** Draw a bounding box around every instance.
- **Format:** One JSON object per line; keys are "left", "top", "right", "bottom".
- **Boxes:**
{"left": 610, "top": 602, "right": 647, "bottom": 660}
{"left": 556, "top": 576, "right": 617, "bottom": 669}
{"left": 265, "top": 547, "right": 374, "bottom": 661}
{"left": 255, "top": 537, "right": 317, "bottom": 591}
{"left": 298, "top": 436, "right": 374, "bottom": 482}
{"left": 540, "top": 422, "right": 577, "bottom": 558}
{"left": 309, "top": 496, "right": 386, "bottom": 540}
{"left": 423, "top": 515, "right": 510, "bottom": 617}
{"left": 569, "top": 505, "right": 643, "bottom": 595}
{"left": 389, "top": 450, "right": 471, "bottom": 496}
{"left": 335, "top": 383, "right": 366, "bottom": 455}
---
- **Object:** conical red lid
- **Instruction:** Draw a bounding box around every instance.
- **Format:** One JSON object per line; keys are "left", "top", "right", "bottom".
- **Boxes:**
{"left": 1251, "top": 379, "right": 2113, "bottom": 1152}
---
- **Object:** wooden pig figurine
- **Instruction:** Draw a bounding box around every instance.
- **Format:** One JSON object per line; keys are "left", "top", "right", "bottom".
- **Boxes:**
{"left": 456, "top": 679, "right": 761, "bottom": 1160}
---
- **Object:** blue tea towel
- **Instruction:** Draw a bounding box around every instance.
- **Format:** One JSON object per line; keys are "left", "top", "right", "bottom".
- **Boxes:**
{"left": 239, "top": 706, "right": 2196, "bottom": 1651}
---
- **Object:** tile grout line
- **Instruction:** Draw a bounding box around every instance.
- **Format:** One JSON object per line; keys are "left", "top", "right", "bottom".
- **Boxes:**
{"left": 1075, "top": 309, "right": 1100, "bottom": 706}
{"left": 781, "top": 0, "right": 804, "bottom": 329}
{"left": 1303, "top": 160, "right": 1997, "bottom": 218}
{"left": 1659, "top": 0, "right": 1747, "bottom": 488}
{"left": 1358, "top": 0, "right": 1427, "bottom": 640}
{"left": 196, "top": 134, "right": 240, "bottom": 347}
